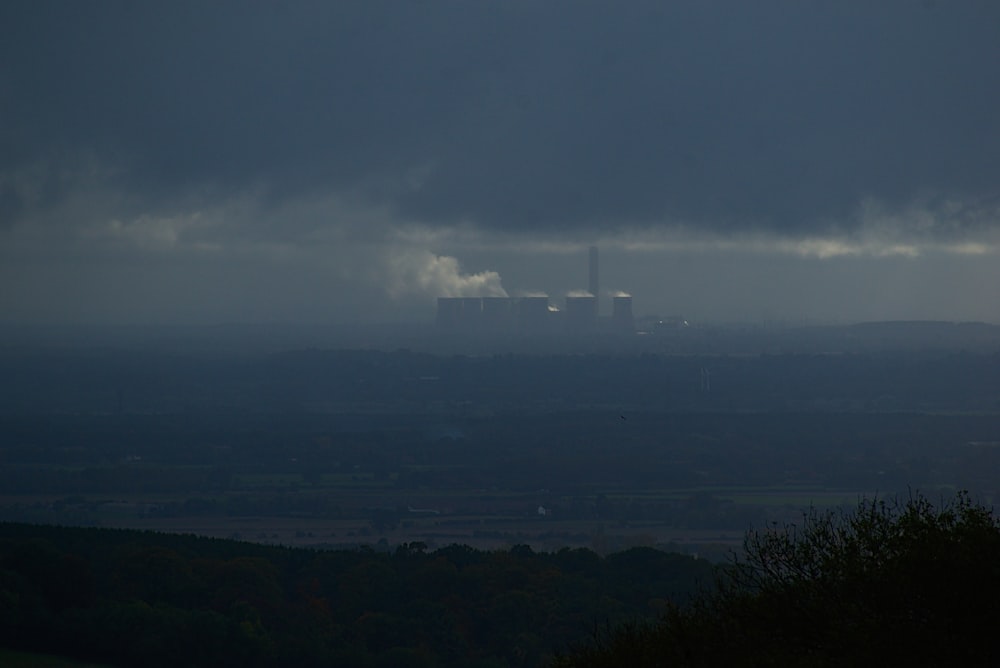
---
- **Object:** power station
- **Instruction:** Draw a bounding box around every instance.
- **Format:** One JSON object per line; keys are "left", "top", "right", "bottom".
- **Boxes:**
{"left": 435, "top": 247, "right": 635, "bottom": 335}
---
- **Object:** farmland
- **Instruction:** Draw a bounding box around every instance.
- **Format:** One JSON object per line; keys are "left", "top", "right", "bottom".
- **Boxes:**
{"left": 2, "top": 405, "right": 995, "bottom": 559}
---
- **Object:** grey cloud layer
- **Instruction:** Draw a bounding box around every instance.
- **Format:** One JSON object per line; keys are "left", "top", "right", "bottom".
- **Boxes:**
{"left": 3, "top": 1, "right": 1000, "bottom": 326}
{"left": 4, "top": 1, "right": 999, "bottom": 236}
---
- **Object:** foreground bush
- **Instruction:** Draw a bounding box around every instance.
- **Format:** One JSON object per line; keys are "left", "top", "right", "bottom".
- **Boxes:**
{"left": 556, "top": 492, "right": 1000, "bottom": 667}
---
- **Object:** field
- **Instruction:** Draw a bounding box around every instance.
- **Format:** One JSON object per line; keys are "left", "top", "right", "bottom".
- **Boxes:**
{"left": 2, "top": 347, "right": 998, "bottom": 559}
{"left": 0, "top": 475, "right": 887, "bottom": 562}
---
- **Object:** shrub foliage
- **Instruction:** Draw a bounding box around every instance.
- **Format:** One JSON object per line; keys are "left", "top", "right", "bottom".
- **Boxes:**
{"left": 556, "top": 492, "right": 1000, "bottom": 667}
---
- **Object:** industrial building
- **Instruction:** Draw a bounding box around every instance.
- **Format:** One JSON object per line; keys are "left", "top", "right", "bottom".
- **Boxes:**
{"left": 435, "top": 246, "right": 638, "bottom": 336}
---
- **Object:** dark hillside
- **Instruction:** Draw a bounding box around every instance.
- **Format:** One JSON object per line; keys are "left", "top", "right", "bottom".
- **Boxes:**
{"left": 0, "top": 523, "right": 712, "bottom": 667}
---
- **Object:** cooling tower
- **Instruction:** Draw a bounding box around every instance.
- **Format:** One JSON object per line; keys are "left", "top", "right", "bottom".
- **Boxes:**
{"left": 518, "top": 296, "right": 550, "bottom": 330}
{"left": 460, "top": 297, "right": 483, "bottom": 329}
{"left": 436, "top": 297, "right": 464, "bottom": 329}
{"left": 482, "top": 297, "right": 514, "bottom": 330}
{"left": 565, "top": 295, "right": 598, "bottom": 330}
{"left": 612, "top": 295, "right": 635, "bottom": 333}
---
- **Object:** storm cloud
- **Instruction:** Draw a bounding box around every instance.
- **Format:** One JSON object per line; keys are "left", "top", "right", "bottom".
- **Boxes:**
{"left": 2, "top": 1, "right": 999, "bottom": 325}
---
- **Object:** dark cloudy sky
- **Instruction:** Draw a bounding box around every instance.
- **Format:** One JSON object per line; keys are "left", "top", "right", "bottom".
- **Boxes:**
{"left": 2, "top": 1, "right": 999, "bottom": 325}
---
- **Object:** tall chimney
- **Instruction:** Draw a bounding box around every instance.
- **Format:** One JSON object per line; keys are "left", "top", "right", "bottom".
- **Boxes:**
{"left": 588, "top": 245, "right": 599, "bottom": 302}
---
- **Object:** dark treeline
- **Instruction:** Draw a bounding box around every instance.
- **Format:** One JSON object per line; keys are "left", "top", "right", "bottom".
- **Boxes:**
{"left": 0, "top": 523, "right": 713, "bottom": 667}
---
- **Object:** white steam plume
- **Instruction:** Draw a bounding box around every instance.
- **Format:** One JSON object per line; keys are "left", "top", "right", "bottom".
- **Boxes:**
{"left": 387, "top": 250, "right": 507, "bottom": 299}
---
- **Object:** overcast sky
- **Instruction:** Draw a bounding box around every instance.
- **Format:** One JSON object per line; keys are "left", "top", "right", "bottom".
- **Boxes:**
{"left": 2, "top": 1, "right": 999, "bottom": 326}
